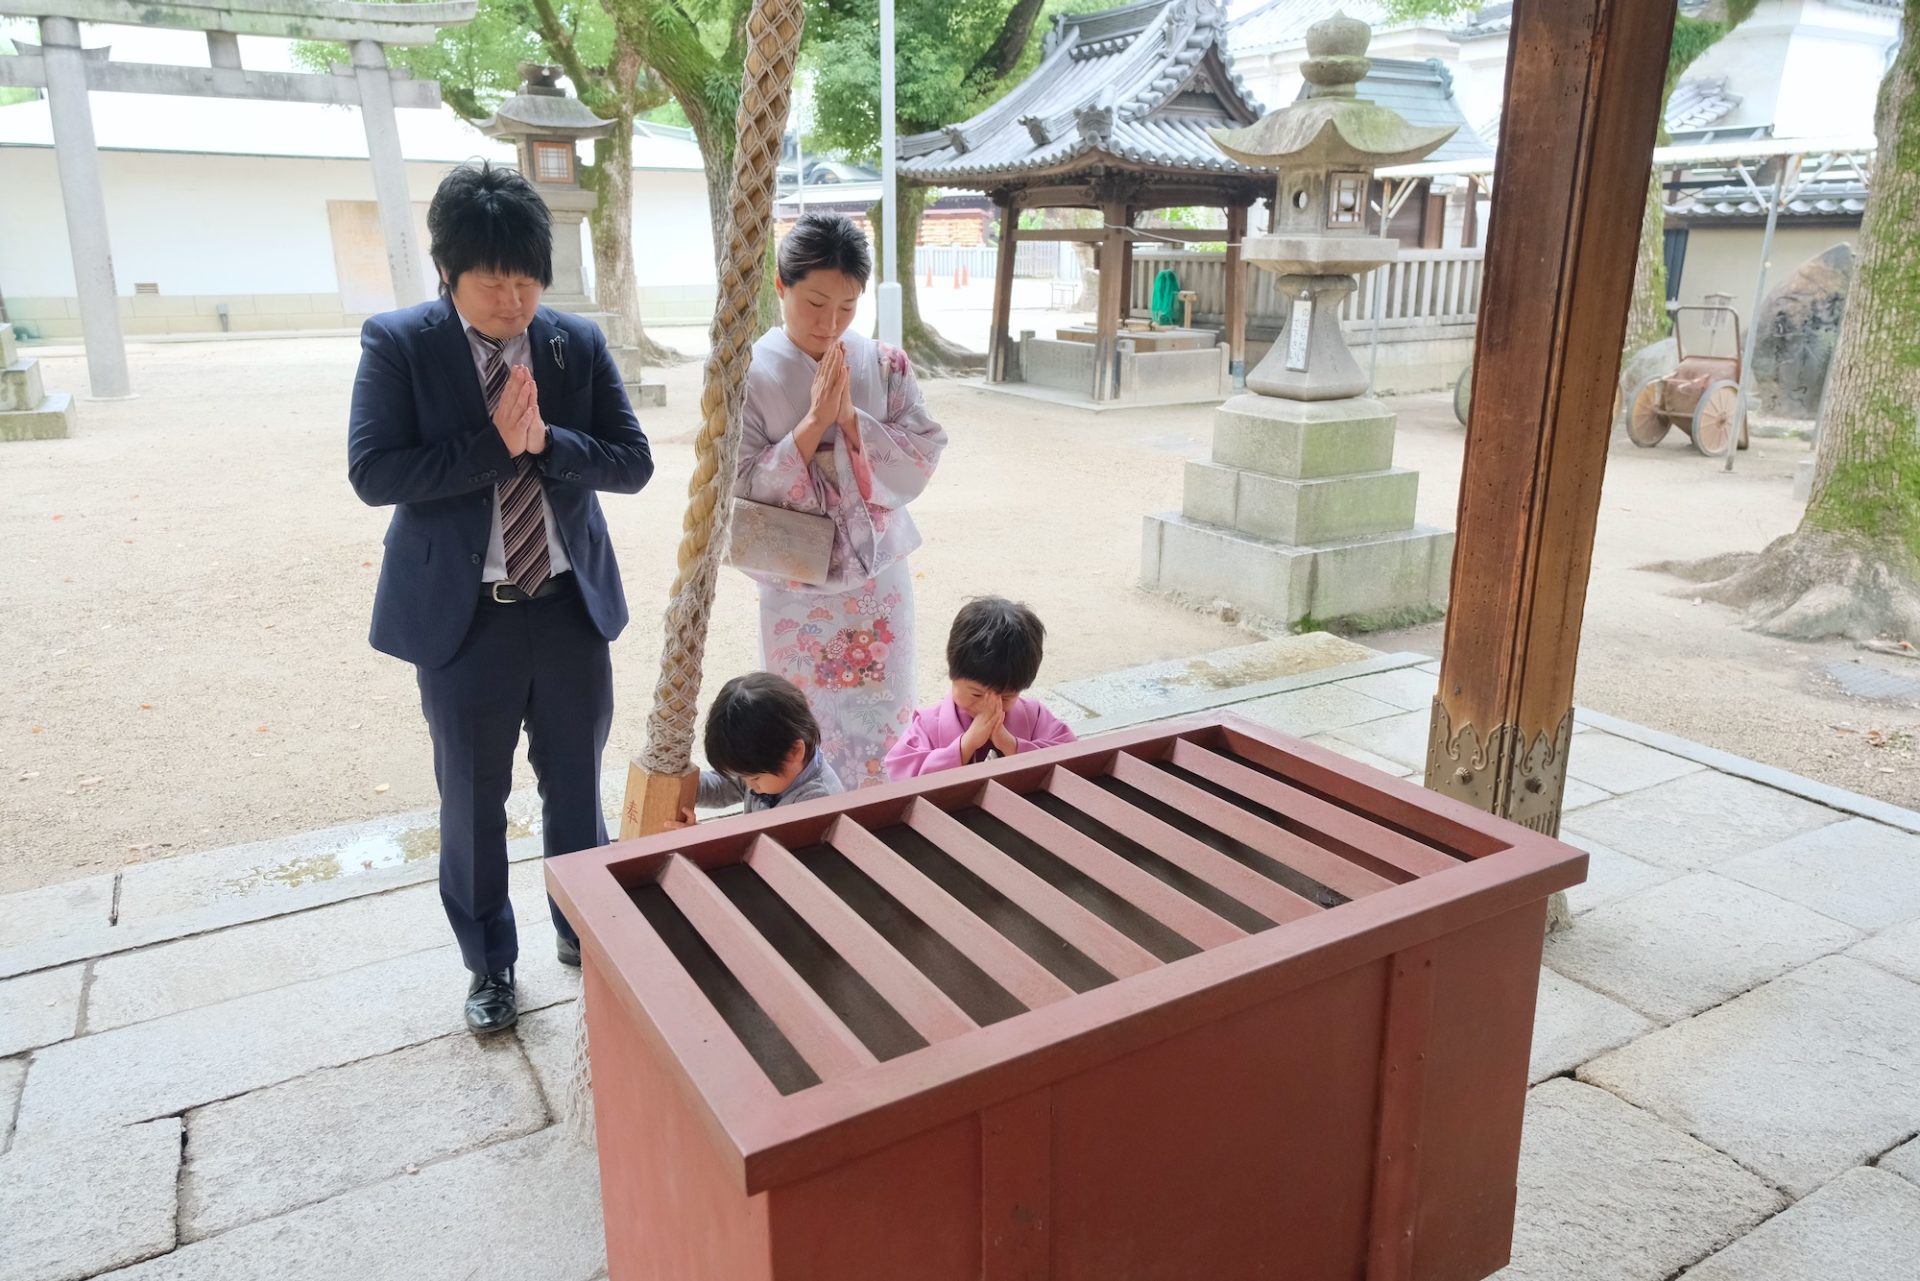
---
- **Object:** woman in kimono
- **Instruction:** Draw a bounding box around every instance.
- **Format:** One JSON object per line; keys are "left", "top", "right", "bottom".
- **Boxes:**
{"left": 734, "top": 213, "right": 949, "bottom": 789}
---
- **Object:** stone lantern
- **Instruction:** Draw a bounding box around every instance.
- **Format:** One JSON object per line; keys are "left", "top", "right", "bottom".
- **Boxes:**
{"left": 481, "top": 63, "right": 614, "bottom": 312}
{"left": 1141, "top": 13, "right": 1458, "bottom": 628}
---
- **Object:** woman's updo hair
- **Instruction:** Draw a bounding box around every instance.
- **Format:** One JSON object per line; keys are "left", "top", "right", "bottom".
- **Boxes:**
{"left": 777, "top": 211, "right": 873, "bottom": 289}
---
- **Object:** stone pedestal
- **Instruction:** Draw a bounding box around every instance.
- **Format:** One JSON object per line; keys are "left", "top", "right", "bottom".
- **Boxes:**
{"left": 576, "top": 310, "right": 668, "bottom": 409}
{"left": 0, "top": 324, "right": 75, "bottom": 442}
{"left": 1141, "top": 393, "right": 1451, "bottom": 627}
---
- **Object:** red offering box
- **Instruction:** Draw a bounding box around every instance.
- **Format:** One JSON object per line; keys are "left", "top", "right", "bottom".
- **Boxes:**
{"left": 547, "top": 715, "right": 1586, "bottom": 1281}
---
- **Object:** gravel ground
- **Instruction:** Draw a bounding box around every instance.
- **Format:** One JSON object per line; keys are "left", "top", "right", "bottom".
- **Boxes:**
{"left": 4, "top": 333, "right": 1914, "bottom": 895}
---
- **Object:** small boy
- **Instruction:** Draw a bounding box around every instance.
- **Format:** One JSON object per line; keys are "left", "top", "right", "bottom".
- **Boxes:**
{"left": 885, "top": 597, "right": 1077, "bottom": 780}
{"left": 671, "top": 672, "right": 844, "bottom": 826}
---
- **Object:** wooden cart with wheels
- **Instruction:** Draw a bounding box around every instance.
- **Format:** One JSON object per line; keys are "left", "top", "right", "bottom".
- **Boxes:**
{"left": 1625, "top": 304, "right": 1750, "bottom": 455}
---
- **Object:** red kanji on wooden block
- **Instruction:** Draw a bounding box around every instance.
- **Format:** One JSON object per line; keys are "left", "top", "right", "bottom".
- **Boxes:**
{"left": 547, "top": 714, "right": 1586, "bottom": 1281}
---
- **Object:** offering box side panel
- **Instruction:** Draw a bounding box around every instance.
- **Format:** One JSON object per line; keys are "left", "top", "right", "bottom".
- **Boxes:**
{"left": 1410, "top": 899, "right": 1551, "bottom": 1281}
{"left": 586, "top": 961, "right": 775, "bottom": 1281}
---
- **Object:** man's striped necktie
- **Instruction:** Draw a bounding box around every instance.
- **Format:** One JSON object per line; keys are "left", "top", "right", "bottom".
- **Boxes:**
{"left": 471, "top": 330, "right": 550, "bottom": 596}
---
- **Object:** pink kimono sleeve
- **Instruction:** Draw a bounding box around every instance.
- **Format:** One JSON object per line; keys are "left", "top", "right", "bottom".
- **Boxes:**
{"left": 736, "top": 395, "right": 826, "bottom": 509}
{"left": 1013, "top": 702, "right": 1078, "bottom": 755}
{"left": 884, "top": 710, "right": 968, "bottom": 780}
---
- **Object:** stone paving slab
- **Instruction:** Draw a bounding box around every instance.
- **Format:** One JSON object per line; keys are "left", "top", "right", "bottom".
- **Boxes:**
{"left": 13, "top": 943, "right": 579, "bottom": 1137}
{"left": 1545, "top": 873, "right": 1860, "bottom": 1023}
{"left": 0, "top": 875, "right": 115, "bottom": 979}
{"left": 87, "top": 858, "right": 557, "bottom": 1034}
{"left": 516, "top": 1001, "right": 582, "bottom": 1121}
{"left": 1490, "top": 1079, "right": 1782, "bottom": 1281}
{"left": 0, "top": 1118, "right": 181, "bottom": 1281}
{"left": 1559, "top": 777, "right": 1611, "bottom": 812}
{"left": 1327, "top": 708, "right": 1432, "bottom": 773}
{"left": 1301, "top": 732, "right": 1415, "bottom": 778}
{"left": 183, "top": 1031, "right": 548, "bottom": 1240}
{"left": 1563, "top": 732, "right": 1705, "bottom": 795}
{"left": 1529, "top": 968, "right": 1654, "bottom": 1083}
{"left": 1719, "top": 818, "right": 1920, "bottom": 931}
{"left": 1880, "top": 1136, "right": 1920, "bottom": 1189}
{"left": 1333, "top": 666, "right": 1437, "bottom": 712}
{"left": 1851, "top": 916, "right": 1920, "bottom": 985}
{"left": 0, "top": 1056, "right": 23, "bottom": 1150}
{"left": 1680, "top": 1167, "right": 1920, "bottom": 1281}
{"left": 0, "top": 964, "right": 82, "bottom": 1057}
{"left": 1226, "top": 683, "right": 1401, "bottom": 739}
{"left": 1562, "top": 771, "right": 1842, "bottom": 873}
{"left": 1560, "top": 836, "right": 1677, "bottom": 917}
{"left": 1051, "top": 634, "right": 1380, "bottom": 717}
{"left": 99, "top": 1128, "right": 604, "bottom": 1281}
{"left": 1582, "top": 956, "right": 1920, "bottom": 1197}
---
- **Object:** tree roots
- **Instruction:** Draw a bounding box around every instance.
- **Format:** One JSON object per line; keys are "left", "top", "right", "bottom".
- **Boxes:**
{"left": 1650, "top": 530, "right": 1920, "bottom": 642}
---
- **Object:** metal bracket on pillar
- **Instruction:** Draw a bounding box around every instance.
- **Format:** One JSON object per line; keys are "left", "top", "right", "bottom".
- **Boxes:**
{"left": 1425, "top": 702, "right": 1573, "bottom": 837}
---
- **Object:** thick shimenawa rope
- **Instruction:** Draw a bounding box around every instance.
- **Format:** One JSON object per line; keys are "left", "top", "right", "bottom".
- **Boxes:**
{"left": 563, "top": 0, "right": 807, "bottom": 1143}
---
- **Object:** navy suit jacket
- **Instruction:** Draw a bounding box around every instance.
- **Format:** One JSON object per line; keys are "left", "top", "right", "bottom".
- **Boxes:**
{"left": 348, "top": 299, "right": 653, "bottom": 669}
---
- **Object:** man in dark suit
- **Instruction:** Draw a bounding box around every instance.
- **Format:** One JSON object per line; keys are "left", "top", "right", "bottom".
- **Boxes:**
{"left": 348, "top": 162, "right": 652, "bottom": 1033}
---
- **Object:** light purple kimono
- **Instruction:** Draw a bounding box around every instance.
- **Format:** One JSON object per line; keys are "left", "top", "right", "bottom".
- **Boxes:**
{"left": 736, "top": 327, "right": 948, "bottom": 790}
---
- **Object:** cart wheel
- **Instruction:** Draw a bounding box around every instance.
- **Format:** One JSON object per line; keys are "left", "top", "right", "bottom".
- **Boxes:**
{"left": 1452, "top": 365, "right": 1472, "bottom": 426}
{"left": 1627, "top": 377, "right": 1668, "bottom": 447}
{"left": 1692, "top": 379, "right": 1745, "bottom": 458}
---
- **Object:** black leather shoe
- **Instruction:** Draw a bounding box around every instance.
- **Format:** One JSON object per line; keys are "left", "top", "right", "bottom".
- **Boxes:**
{"left": 465, "top": 967, "right": 517, "bottom": 1033}
{"left": 556, "top": 933, "right": 581, "bottom": 968}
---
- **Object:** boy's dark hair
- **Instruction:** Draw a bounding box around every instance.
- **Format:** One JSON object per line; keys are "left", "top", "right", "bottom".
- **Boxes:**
{"left": 704, "top": 673, "right": 821, "bottom": 777}
{"left": 946, "top": 597, "right": 1047, "bottom": 693}
{"left": 427, "top": 161, "right": 554, "bottom": 299}
{"left": 777, "top": 211, "right": 872, "bottom": 288}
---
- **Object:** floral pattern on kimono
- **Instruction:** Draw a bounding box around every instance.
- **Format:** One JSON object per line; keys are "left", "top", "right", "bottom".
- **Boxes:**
{"left": 736, "top": 328, "right": 948, "bottom": 789}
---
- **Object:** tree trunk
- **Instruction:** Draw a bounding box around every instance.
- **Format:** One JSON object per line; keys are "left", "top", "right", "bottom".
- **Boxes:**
{"left": 871, "top": 186, "right": 984, "bottom": 373}
{"left": 1662, "top": 3, "right": 1920, "bottom": 641}
{"left": 1622, "top": 173, "right": 1670, "bottom": 354}
{"left": 587, "top": 81, "right": 678, "bottom": 364}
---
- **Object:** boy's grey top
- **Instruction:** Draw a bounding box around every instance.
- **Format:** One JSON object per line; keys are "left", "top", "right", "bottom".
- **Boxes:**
{"left": 697, "top": 748, "right": 845, "bottom": 814}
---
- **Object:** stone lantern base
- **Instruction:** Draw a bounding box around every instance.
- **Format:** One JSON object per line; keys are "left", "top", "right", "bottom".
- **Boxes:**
{"left": 0, "top": 324, "right": 75, "bottom": 442}
{"left": 1141, "top": 392, "right": 1452, "bottom": 628}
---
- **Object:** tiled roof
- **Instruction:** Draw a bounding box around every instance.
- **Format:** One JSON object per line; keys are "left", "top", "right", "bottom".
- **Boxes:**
{"left": 1666, "top": 76, "right": 1741, "bottom": 134}
{"left": 1228, "top": 0, "right": 1392, "bottom": 55}
{"left": 900, "top": 0, "right": 1269, "bottom": 186}
{"left": 1669, "top": 179, "right": 1868, "bottom": 221}
{"left": 1305, "top": 56, "right": 1490, "bottom": 167}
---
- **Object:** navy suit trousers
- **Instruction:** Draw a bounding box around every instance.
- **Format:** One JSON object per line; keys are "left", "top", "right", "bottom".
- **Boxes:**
{"left": 417, "top": 579, "right": 612, "bottom": 974}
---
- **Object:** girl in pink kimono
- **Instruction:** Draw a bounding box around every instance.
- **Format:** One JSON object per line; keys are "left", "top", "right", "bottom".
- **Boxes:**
{"left": 735, "top": 213, "right": 949, "bottom": 789}
{"left": 886, "top": 597, "right": 1077, "bottom": 780}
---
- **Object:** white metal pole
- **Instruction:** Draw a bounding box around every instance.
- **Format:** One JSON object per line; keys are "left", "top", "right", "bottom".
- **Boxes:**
{"left": 877, "top": 0, "right": 903, "bottom": 345}
{"left": 1726, "top": 154, "right": 1797, "bottom": 473}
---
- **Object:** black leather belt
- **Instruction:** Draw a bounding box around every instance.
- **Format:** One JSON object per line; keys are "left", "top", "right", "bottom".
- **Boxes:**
{"left": 483, "top": 572, "right": 575, "bottom": 604}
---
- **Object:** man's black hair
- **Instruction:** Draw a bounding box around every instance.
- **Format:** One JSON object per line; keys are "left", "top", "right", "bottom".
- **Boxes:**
{"left": 703, "top": 672, "right": 821, "bottom": 778}
{"left": 427, "top": 161, "right": 554, "bottom": 298}
{"left": 776, "top": 211, "right": 873, "bottom": 288}
{"left": 946, "top": 597, "right": 1047, "bottom": 693}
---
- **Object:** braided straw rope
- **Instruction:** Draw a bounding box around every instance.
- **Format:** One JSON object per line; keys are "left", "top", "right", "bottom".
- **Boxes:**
{"left": 639, "top": 0, "right": 808, "bottom": 777}
{"left": 566, "top": 0, "right": 807, "bottom": 1142}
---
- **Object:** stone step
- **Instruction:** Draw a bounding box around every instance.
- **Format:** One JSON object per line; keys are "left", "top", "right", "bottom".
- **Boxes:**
{"left": 0, "top": 391, "right": 74, "bottom": 442}
{"left": 0, "top": 321, "right": 17, "bottom": 365}
{"left": 1184, "top": 460, "right": 1420, "bottom": 545}
{"left": 2, "top": 357, "right": 46, "bottom": 412}
{"left": 1142, "top": 511, "right": 1453, "bottom": 629}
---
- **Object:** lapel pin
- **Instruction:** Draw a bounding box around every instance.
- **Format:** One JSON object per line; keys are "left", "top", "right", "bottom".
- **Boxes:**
{"left": 550, "top": 333, "right": 567, "bottom": 371}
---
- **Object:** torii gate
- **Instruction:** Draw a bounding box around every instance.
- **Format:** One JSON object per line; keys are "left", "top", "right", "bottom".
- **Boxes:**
{"left": 0, "top": 0, "right": 477, "bottom": 398}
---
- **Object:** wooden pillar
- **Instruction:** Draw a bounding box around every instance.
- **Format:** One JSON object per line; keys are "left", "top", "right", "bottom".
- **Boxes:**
{"left": 1092, "top": 201, "right": 1127, "bottom": 402}
{"left": 1462, "top": 176, "right": 1480, "bottom": 250}
{"left": 1117, "top": 206, "right": 1136, "bottom": 319}
{"left": 1224, "top": 203, "right": 1248, "bottom": 380}
{"left": 989, "top": 194, "right": 1019, "bottom": 383}
{"left": 1425, "top": 0, "right": 1677, "bottom": 838}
